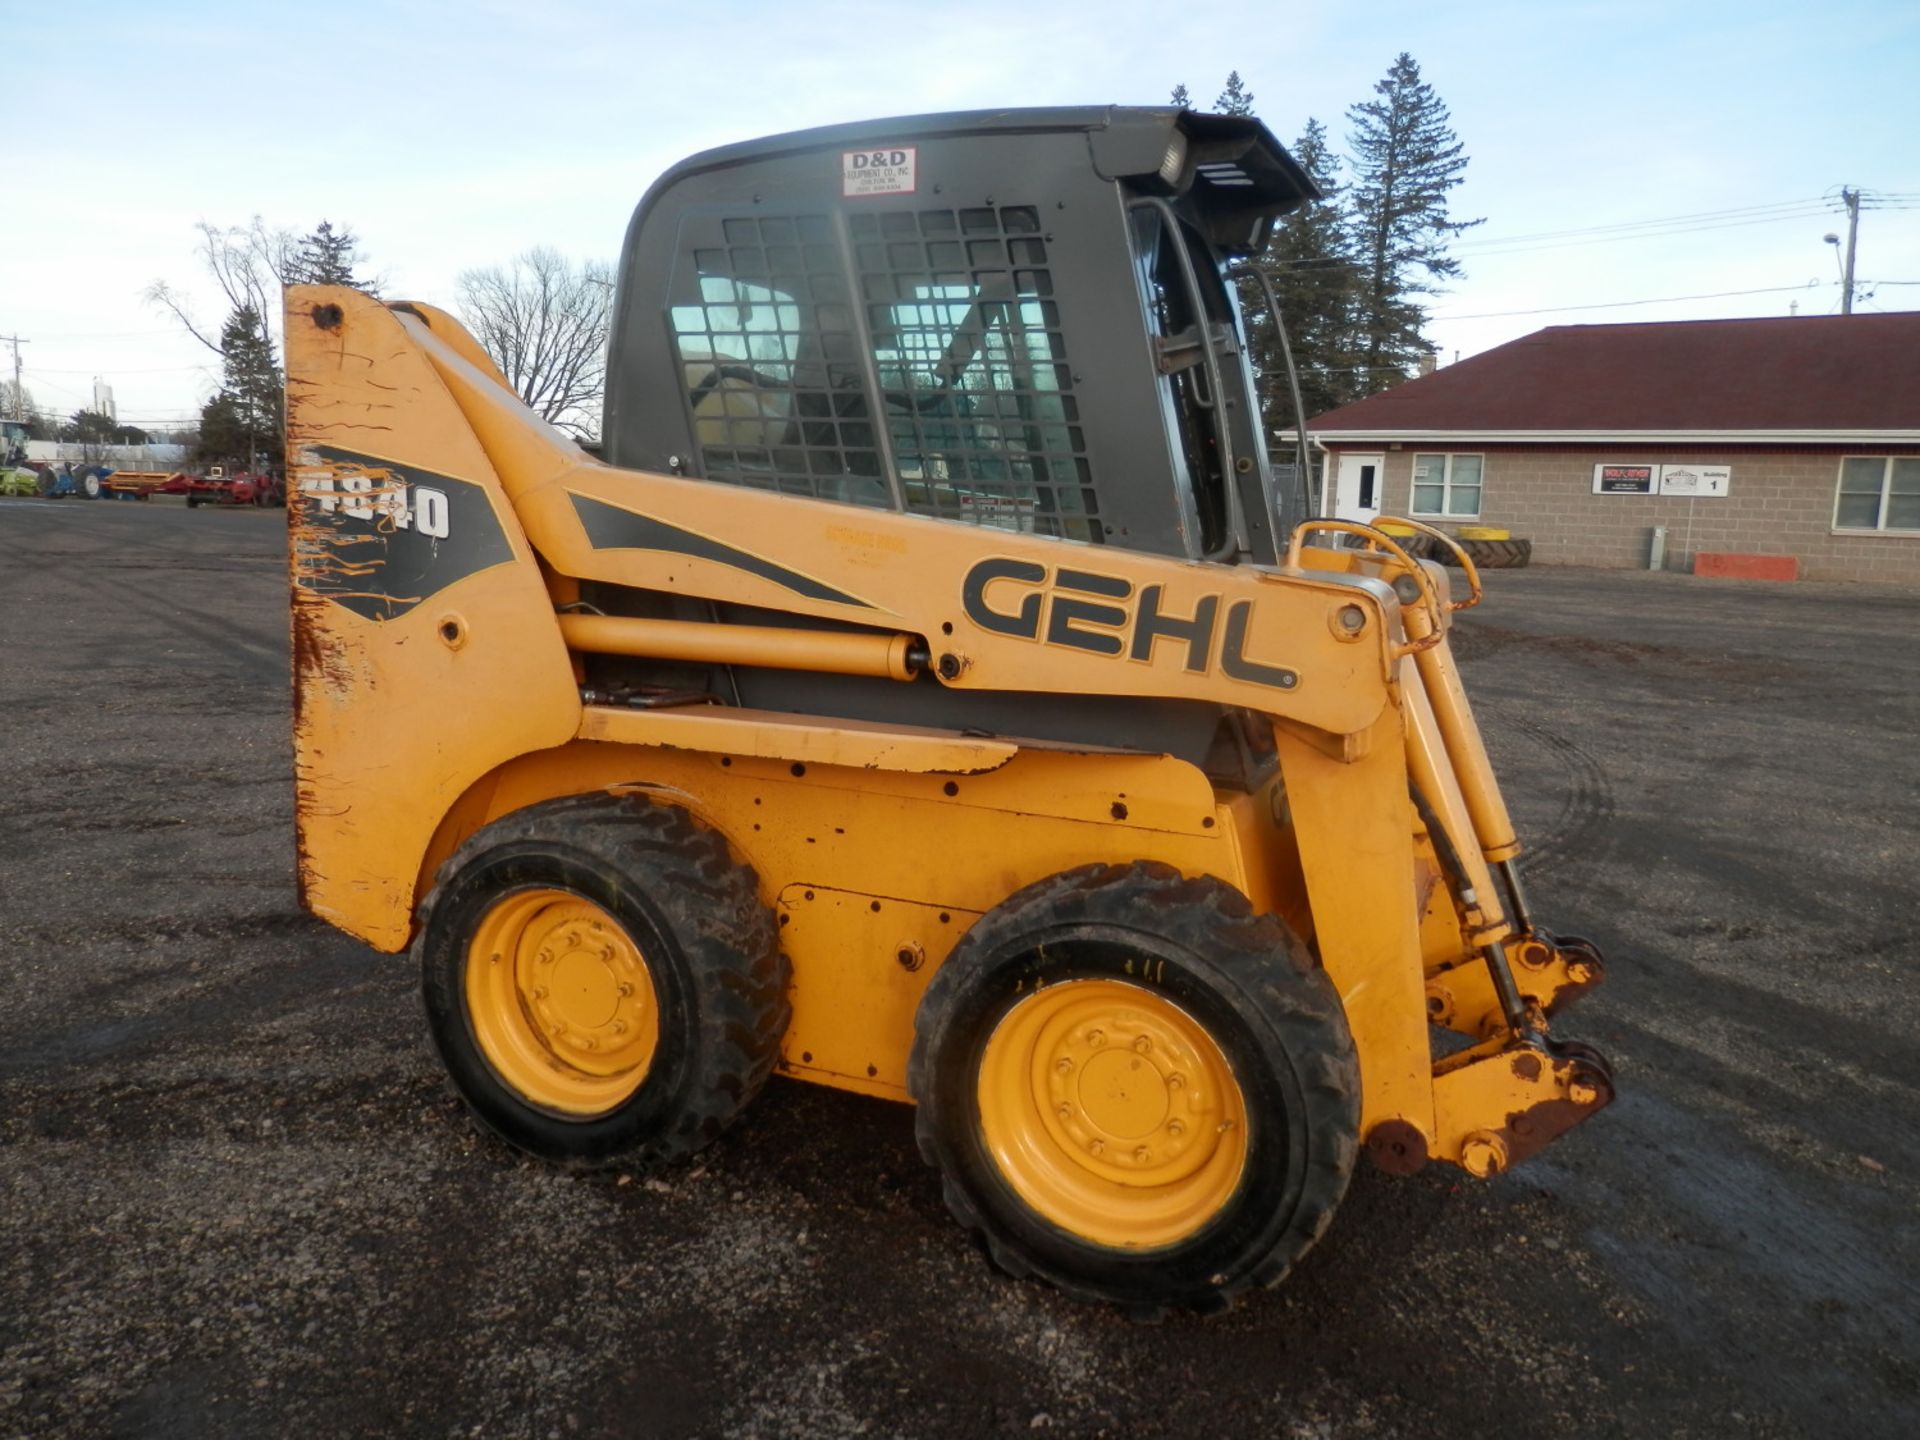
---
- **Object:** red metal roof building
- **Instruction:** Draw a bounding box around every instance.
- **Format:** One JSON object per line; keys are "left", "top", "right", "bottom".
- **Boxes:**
{"left": 1308, "top": 314, "right": 1920, "bottom": 582}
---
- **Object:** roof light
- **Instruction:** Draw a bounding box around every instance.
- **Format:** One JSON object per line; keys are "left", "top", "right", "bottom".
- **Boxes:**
{"left": 1158, "top": 131, "right": 1189, "bottom": 186}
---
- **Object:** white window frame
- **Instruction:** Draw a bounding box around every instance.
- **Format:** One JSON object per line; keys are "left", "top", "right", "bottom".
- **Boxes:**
{"left": 1410, "top": 452, "right": 1485, "bottom": 520}
{"left": 1832, "top": 455, "right": 1920, "bottom": 536}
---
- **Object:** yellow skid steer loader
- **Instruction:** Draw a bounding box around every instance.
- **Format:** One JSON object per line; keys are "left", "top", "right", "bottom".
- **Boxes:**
{"left": 285, "top": 107, "right": 1612, "bottom": 1314}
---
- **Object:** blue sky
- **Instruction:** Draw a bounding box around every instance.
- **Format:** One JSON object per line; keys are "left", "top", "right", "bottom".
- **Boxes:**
{"left": 6, "top": 0, "right": 1915, "bottom": 432}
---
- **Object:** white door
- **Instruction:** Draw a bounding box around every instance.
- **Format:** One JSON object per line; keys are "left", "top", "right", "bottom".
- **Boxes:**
{"left": 1332, "top": 452, "right": 1385, "bottom": 525}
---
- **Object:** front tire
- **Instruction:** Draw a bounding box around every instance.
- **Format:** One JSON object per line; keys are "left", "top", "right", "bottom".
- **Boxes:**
{"left": 910, "top": 862, "right": 1359, "bottom": 1315}
{"left": 416, "top": 791, "right": 789, "bottom": 1169}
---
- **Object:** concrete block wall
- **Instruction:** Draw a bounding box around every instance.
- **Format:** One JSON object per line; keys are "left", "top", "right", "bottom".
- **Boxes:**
{"left": 1346, "top": 444, "right": 1920, "bottom": 583}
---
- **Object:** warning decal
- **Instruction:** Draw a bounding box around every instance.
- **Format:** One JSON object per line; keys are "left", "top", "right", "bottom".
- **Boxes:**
{"left": 842, "top": 146, "right": 917, "bottom": 197}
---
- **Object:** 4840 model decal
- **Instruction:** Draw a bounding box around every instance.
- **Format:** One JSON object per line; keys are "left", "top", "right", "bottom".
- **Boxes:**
{"left": 290, "top": 445, "right": 513, "bottom": 621}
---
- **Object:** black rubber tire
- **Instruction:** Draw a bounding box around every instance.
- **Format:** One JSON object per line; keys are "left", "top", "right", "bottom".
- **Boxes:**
{"left": 909, "top": 861, "right": 1359, "bottom": 1316}
{"left": 1452, "top": 537, "right": 1532, "bottom": 570}
{"left": 416, "top": 791, "right": 789, "bottom": 1169}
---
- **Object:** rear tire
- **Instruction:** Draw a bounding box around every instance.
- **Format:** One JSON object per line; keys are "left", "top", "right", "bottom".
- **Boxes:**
{"left": 1453, "top": 537, "right": 1531, "bottom": 569}
{"left": 417, "top": 791, "right": 789, "bottom": 1169}
{"left": 910, "top": 862, "right": 1359, "bottom": 1315}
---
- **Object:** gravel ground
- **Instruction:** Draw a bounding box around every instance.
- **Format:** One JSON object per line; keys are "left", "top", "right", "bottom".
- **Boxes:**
{"left": 2, "top": 497, "right": 1915, "bottom": 1439}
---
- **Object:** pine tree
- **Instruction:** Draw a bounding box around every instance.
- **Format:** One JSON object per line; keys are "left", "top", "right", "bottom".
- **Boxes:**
{"left": 1214, "top": 71, "right": 1254, "bottom": 116}
{"left": 200, "top": 305, "right": 284, "bottom": 467}
{"left": 289, "top": 220, "right": 370, "bottom": 289}
{"left": 1169, "top": 83, "right": 1190, "bottom": 108}
{"left": 1240, "top": 118, "right": 1356, "bottom": 428}
{"left": 1345, "top": 53, "right": 1480, "bottom": 395}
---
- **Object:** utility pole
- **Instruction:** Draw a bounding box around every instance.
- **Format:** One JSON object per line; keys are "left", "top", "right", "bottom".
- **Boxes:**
{"left": 0, "top": 333, "right": 26, "bottom": 419}
{"left": 1840, "top": 188, "right": 1860, "bottom": 315}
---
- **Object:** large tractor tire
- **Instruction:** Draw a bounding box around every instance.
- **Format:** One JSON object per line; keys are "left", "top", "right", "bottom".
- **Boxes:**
{"left": 77, "top": 470, "right": 101, "bottom": 500}
{"left": 910, "top": 862, "right": 1359, "bottom": 1317}
{"left": 1455, "top": 537, "right": 1532, "bottom": 570}
{"left": 416, "top": 791, "right": 790, "bottom": 1170}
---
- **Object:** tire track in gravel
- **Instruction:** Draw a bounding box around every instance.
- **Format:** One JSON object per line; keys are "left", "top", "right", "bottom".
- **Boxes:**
{"left": 1511, "top": 718, "right": 1617, "bottom": 879}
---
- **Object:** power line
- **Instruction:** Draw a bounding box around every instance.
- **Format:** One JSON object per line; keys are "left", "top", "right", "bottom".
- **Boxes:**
{"left": 28, "top": 364, "right": 215, "bottom": 375}
{"left": 1454, "top": 207, "right": 1841, "bottom": 259}
{"left": 27, "top": 328, "right": 189, "bottom": 341}
{"left": 1432, "top": 281, "right": 1824, "bottom": 322}
{"left": 1265, "top": 189, "right": 1905, "bottom": 273}
{"left": 1450, "top": 196, "right": 1834, "bottom": 250}
{"left": 1261, "top": 204, "right": 1839, "bottom": 272}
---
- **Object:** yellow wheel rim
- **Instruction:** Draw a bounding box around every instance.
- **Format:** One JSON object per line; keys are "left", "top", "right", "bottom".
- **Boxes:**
{"left": 975, "top": 978, "right": 1249, "bottom": 1250}
{"left": 464, "top": 888, "right": 660, "bottom": 1117}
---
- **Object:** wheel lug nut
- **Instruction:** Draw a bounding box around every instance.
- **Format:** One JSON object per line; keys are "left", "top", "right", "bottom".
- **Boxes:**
{"left": 1055, "top": 1057, "right": 1073, "bottom": 1075}
{"left": 612, "top": 1019, "right": 628, "bottom": 1034}
{"left": 581, "top": 1036, "right": 598, "bottom": 1050}
{"left": 600, "top": 946, "right": 614, "bottom": 961}
{"left": 531, "top": 986, "right": 548, "bottom": 1000}
{"left": 538, "top": 950, "right": 554, "bottom": 965}
{"left": 1133, "top": 1036, "right": 1152, "bottom": 1055}
{"left": 1085, "top": 1029, "right": 1104, "bottom": 1046}
{"left": 1089, "top": 1139, "right": 1104, "bottom": 1155}
{"left": 568, "top": 931, "right": 582, "bottom": 946}
{"left": 618, "top": 982, "right": 634, "bottom": 997}
{"left": 1167, "top": 1119, "right": 1184, "bottom": 1137}
{"left": 1134, "top": 1146, "right": 1149, "bottom": 1162}
{"left": 1167, "top": 1072, "right": 1184, "bottom": 1090}
{"left": 1218, "top": 1119, "right": 1235, "bottom": 1134}
{"left": 1057, "top": 1104, "right": 1072, "bottom": 1120}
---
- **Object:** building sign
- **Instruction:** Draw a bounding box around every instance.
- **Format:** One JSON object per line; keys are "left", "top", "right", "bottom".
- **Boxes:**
{"left": 1657, "top": 464, "right": 1731, "bottom": 497}
{"left": 1593, "top": 463, "right": 1656, "bottom": 494}
{"left": 1592, "top": 462, "right": 1734, "bottom": 496}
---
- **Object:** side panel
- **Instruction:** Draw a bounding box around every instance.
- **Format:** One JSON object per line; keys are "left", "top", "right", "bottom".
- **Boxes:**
{"left": 285, "top": 287, "right": 581, "bottom": 951}
{"left": 1273, "top": 710, "right": 1436, "bottom": 1143}
{"left": 426, "top": 740, "right": 1246, "bottom": 1100}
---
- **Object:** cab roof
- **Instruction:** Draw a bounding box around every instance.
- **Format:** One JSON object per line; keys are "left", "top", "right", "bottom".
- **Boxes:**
{"left": 639, "top": 106, "right": 1320, "bottom": 250}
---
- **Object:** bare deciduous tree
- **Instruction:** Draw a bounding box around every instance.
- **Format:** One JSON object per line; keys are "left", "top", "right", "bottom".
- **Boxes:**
{"left": 146, "top": 217, "right": 297, "bottom": 355}
{"left": 456, "top": 248, "right": 613, "bottom": 438}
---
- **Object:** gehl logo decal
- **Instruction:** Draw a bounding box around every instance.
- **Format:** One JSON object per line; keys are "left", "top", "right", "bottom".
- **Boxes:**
{"left": 961, "top": 558, "right": 1299, "bottom": 691}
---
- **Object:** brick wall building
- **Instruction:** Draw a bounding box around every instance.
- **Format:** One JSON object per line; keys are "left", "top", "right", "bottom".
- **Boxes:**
{"left": 1308, "top": 315, "right": 1920, "bottom": 583}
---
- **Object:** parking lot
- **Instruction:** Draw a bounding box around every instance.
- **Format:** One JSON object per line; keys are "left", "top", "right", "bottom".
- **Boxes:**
{"left": 2, "top": 497, "right": 1915, "bottom": 1438}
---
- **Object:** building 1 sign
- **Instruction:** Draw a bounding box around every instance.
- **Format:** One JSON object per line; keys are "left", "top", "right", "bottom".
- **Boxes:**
{"left": 1657, "top": 464, "right": 1731, "bottom": 497}
{"left": 1592, "top": 462, "right": 1733, "bottom": 497}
